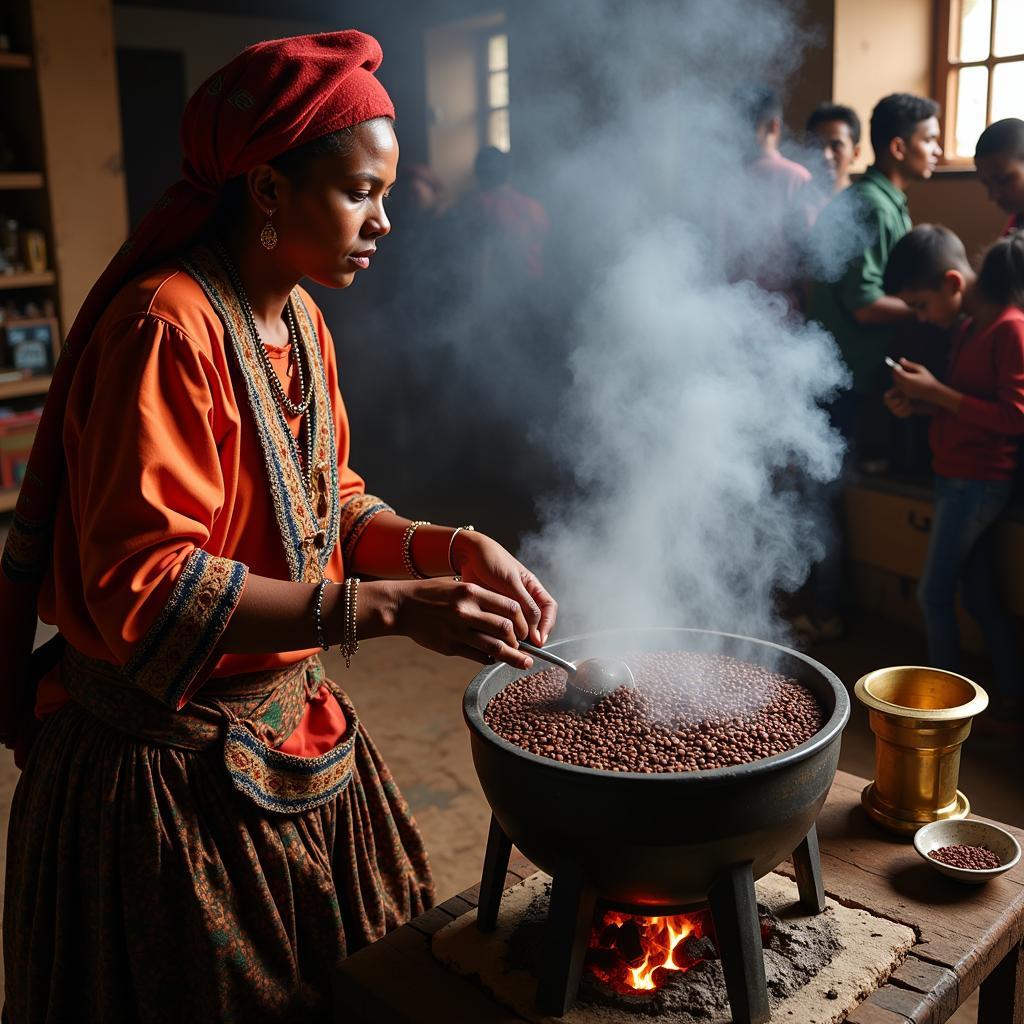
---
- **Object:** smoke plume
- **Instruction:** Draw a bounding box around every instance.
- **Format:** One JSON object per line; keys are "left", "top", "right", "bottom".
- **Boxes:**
{"left": 507, "top": 0, "right": 855, "bottom": 641}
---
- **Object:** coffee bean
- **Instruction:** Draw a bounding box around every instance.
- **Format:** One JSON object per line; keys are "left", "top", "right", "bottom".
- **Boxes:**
{"left": 928, "top": 844, "right": 1002, "bottom": 870}
{"left": 483, "top": 650, "right": 826, "bottom": 772}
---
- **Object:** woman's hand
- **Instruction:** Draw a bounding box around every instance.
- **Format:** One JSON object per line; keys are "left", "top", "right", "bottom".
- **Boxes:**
{"left": 884, "top": 387, "right": 914, "bottom": 418}
{"left": 388, "top": 578, "right": 538, "bottom": 669}
{"left": 450, "top": 532, "right": 558, "bottom": 646}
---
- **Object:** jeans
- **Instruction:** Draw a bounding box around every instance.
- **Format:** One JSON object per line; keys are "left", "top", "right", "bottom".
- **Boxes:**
{"left": 918, "top": 476, "right": 1021, "bottom": 703}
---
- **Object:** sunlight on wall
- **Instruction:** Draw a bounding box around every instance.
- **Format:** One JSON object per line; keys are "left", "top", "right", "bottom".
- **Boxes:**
{"left": 833, "top": 0, "right": 933, "bottom": 170}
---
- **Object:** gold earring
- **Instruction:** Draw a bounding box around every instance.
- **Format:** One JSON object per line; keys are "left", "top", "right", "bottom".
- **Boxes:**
{"left": 260, "top": 212, "right": 278, "bottom": 251}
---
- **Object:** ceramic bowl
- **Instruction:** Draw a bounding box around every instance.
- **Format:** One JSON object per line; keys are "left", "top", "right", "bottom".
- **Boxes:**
{"left": 914, "top": 818, "right": 1021, "bottom": 884}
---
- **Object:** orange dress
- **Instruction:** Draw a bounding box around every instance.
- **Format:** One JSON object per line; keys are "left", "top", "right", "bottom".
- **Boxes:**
{"left": 36, "top": 264, "right": 379, "bottom": 748}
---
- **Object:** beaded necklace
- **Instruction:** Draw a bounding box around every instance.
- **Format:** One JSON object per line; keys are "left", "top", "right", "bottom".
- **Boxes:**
{"left": 217, "top": 245, "right": 314, "bottom": 476}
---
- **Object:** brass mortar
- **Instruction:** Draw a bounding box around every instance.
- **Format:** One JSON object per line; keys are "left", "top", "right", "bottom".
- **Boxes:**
{"left": 854, "top": 666, "right": 988, "bottom": 836}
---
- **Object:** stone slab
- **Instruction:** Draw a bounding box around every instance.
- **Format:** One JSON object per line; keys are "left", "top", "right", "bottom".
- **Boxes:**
{"left": 432, "top": 871, "right": 916, "bottom": 1024}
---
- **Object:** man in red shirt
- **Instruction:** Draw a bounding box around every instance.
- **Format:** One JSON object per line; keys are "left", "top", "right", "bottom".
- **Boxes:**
{"left": 883, "top": 224, "right": 1024, "bottom": 731}
{"left": 455, "top": 145, "right": 549, "bottom": 286}
{"left": 975, "top": 118, "right": 1024, "bottom": 237}
{"left": 725, "top": 85, "right": 816, "bottom": 297}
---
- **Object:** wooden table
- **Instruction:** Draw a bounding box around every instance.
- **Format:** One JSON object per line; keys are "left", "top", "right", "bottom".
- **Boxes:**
{"left": 335, "top": 770, "right": 1024, "bottom": 1023}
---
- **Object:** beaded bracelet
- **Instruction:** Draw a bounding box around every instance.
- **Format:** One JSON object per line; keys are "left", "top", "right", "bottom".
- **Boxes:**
{"left": 448, "top": 525, "right": 475, "bottom": 576}
{"left": 402, "top": 521, "right": 431, "bottom": 580}
{"left": 341, "top": 576, "right": 360, "bottom": 668}
{"left": 313, "top": 578, "right": 334, "bottom": 650}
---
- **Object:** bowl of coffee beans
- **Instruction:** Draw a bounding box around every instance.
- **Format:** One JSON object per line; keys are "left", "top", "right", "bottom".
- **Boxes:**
{"left": 913, "top": 819, "right": 1021, "bottom": 884}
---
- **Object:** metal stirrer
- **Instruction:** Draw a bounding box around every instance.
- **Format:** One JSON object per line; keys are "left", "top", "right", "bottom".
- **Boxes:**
{"left": 518, "top": 641, "right": 635, "bottom": 713}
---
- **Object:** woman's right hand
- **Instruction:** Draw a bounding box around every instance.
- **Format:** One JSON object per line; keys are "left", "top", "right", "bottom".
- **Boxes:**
{"left": 384, "top": 578, "right": 536, "bottom": 670}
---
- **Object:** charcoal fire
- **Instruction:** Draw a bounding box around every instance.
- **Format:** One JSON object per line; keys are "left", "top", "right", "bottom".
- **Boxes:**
{"left": 584, "top": 906, "right": 771, "bottom": 995}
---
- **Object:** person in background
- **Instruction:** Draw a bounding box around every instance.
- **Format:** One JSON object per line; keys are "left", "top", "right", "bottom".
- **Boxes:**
{"left": 382, "top": 161, "right": 447, "bottom": 332}
{"left": 452, "top": 145, "right": 549, "bottom": 289}
{"left": 725, "top": 84, "right": 816, "bottom": 298}
{"left": 882, "top": 225, "right": 1024, "bottom": 734}
{"left": 738, "top": 84, "right": 814, "bottom": 206}
{"left": 975, "top": 118, "right": 1024, "bottom": 237}
{"left": 805, "top": 102, "right": 862, "bottom": 197}
{"left": 405, "top": 162, "right": 446, "bottom": 219}
{"left": 797, "top": 93, "right": 942, "bottom": 642}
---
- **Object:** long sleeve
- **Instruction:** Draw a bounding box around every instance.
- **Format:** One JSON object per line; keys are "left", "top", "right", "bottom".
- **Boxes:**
{"left": 838, "top": 207, "right": 891, "bottom": 313}
{"left": 66, "top": 313, "right": 248, "bottom": 708}
{"left": 956, "top": 321, "right": 1024, "bottom": 435}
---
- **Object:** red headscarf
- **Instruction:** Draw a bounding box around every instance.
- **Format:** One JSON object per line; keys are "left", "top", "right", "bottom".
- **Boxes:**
{"left": 0, "top": 30, "right": 395, "bottom": 750}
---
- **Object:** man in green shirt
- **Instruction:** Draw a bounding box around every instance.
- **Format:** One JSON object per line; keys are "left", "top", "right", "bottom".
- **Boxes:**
{"left": 800, "top": 93, "right": 942, "bottom": 640}
{"left": 809, "top": 93, "right": 941, "bottom": 401}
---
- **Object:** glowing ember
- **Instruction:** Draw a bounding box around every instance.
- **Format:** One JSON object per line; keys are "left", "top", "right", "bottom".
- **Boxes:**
{"left": 586, "top": 908, "right": 717, "bottom": 994}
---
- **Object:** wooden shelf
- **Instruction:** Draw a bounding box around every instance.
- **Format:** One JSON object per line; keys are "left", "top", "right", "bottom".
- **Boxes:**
{"left": 0, "top": 489, "right": 20, "bottom": 513}
{"left": 0, "top": 374, "right": 50, "bottom": 400}
{"left": 0, "top": 271, "right": 55, "bottom": 290}
{"left": 0, "top": 53, "right": 32, "bottom": 70}
{"left": 0, "top": 172, "right": 44, "bottom": 189}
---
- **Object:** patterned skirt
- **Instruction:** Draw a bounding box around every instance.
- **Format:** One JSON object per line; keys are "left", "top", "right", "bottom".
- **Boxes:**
{"left": 2, "top": 663, "right": 434, "bottom": 1023}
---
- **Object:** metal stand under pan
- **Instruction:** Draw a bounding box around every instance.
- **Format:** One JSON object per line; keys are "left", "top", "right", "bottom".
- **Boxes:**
{"left": 476, "top": 815, "right": 827, "bottom": 1024}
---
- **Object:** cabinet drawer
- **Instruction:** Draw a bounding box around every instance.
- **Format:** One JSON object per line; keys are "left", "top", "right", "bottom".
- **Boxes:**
{"left": 844, "top": 486, "right": 933, "bottom": 579}
{"left": 996, "top": 519, "right": 1024, "bottom": 617}
{"left": 845, "top": 484, "right": 1024, "bottom": 618}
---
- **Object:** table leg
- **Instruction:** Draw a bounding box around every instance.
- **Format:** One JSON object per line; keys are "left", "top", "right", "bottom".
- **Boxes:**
{"left": 977, "top": 938, "right": 1024, "bottom": 1024}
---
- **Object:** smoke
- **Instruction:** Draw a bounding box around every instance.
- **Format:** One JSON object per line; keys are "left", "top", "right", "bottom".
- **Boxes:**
{"left": 503, "top": 0, "right": 857, "bottom": 642}
{"left": 367, "top": 0, "right": 868, "bottom": 643}
{"left": 520, "top": 224, "right": 845, "bottom": 640}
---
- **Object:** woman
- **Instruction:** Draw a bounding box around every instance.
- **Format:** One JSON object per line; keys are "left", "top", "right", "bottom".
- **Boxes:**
{"left": 0, "top": 31, "right": 556, "bottom": 1023}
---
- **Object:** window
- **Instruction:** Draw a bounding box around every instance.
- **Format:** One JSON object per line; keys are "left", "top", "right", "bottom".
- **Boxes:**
{"left": 483, "top": 31, "right": 510, "bottom": 152}
{"left": 937, "top": 0, "right": 1024, "bottom": 160}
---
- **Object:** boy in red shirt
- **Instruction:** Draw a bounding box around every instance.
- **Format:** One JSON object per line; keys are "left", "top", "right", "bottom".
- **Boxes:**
{"left": 883, "top": 225, "right": 1024, "bottom": 729}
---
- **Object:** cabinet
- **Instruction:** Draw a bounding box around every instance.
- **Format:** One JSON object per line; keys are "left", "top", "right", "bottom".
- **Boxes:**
{"left": 0, "top": 0, "right": 128, "bottom": 512}
{"left": 844, "top": 479, "right": 1024, "bottom": 653}
{"left": 0, "top": 2, "right": 58, "bottom": 510}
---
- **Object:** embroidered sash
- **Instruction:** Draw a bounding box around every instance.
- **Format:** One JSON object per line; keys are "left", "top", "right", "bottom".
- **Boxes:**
{"left": 180, "top": 245, "right": 340, "bottom": 584}
{"left": 63, "top": 646, "right": 357, "bottom": 815}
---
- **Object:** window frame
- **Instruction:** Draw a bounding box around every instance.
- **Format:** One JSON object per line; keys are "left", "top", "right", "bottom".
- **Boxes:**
{"left": 477, "top": 28, "right": 510, "bottom": 153}
{"left": 934, "top": 0, "right": 1024, "bottom": 165}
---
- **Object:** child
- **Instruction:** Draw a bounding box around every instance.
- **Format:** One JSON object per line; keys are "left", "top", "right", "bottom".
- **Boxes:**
{"left": 883, "top": 225, "right": 1024, "bottom": 728}
{"left": 799, "top": 93, "right": 942, "bottom": 641}
{"left": 975, "top": 118, "right": 1024, "bottom": 236}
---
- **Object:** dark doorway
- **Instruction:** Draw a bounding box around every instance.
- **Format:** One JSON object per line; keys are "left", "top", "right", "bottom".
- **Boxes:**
{"left": 116, "top": 48, "right": 187, "bottom": 229}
